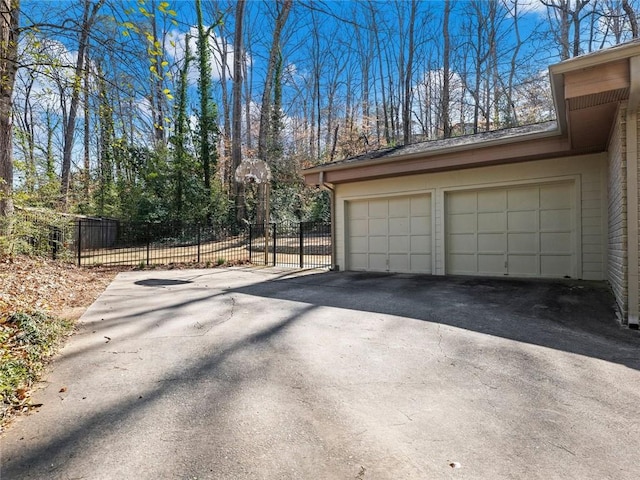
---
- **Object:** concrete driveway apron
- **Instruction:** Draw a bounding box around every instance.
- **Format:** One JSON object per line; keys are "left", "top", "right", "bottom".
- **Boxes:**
{"left": 2, "top": 267, "right": 640, "bottom": 479}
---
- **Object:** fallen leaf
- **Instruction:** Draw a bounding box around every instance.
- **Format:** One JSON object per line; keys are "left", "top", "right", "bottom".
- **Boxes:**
{"left": 59, "top": 387, "right": 67, "bottom": 393}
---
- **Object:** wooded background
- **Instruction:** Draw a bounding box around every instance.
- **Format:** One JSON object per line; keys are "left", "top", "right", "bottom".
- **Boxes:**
{"left": 0, "top": 0, "right": 638, "bottom": 230}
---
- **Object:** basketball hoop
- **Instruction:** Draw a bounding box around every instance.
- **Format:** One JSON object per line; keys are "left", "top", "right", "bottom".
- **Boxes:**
{"left": 234, "top": 158, "right": 272, "bottom": 184}
{"left": 235, "top": 158, "right": 272, "bottom": 264}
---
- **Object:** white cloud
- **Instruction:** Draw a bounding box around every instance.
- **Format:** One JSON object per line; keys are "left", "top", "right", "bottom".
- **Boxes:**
{"left": 167, "top": 27, "right": 250, "bottom": 85}
{"left": 16, "top": 36, "right": 79, "bottom": 115}
{"left": 519, "top": 0, "right": 549, "bottom": 15}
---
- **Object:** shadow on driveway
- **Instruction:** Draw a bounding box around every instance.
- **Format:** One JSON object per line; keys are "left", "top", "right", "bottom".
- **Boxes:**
{"left": 3, "top": 268, "right": 640, "bottom": 479}
{"left": 229, "top": 270, "right": 640, "bottom": 370}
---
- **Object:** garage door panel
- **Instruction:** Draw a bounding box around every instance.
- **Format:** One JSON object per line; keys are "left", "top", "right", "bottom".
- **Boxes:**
{"left": 540, "top": 184, "right": 572, "bottom": 208}
{"left": 368, "top": 200, "right": 388, "bottom": 217}
{"left": 478, "top": 190, "right": 506, "bottom": 212}
{"left": 410, "top": 254, "right": 431, "bottom": 271}
{"left": 478, "top": 255, "right": 505, "bottom": 274}
{"left": 411, "top": 197, "right": 430, "bottom": 216}
{"left": 541, "top": 255, "right": 572, "bottom": 276}
{"left": 446, "top": 182, "right": 575, "bottom": 278}
{"left": 350, "top": 253, "right": 368, "bottom": 270}
{"left": 508, "top": 233, "right": 537, "bottom": 253}
{"left": 347, "top": 195, "right": 432, "bottom": 273}
{"left": 389, "top": 235, "right": 409, "bottom": 252}
{"left": 389, "top": 217, "right": 409, "bottom": 234}
{"left": 508, "top": 210, "right": 537, "bottom": 231}
{"left": 540, "top": 209, "right": 572, "bottom": 230}
{"left": 478, "top": 233, "right": 506, "bottom": 252}
{"left": 369, "top": 236, "right": 387, "bottom": 253}
{"left": 508, "top": 188, "right": 539, "bottom": 210}
{"left": 541, "top": 232, "right": 572, "bottom": 253}
{"left": 349, "top": 236, "right": 368, "bottom": 252}
{"left": 448, "top": 254, "right": 476, "bottom": 273}
{"left": 449, "top": 213, "right": 476, "bottom": 233}
{"left": 389, "top": 254, "right": 409, "bottom": 271}
{"left": 478, "top": 212, "right": 505, "bottom": 232}
{"left": 350, "top": 202, "right": 368, "bottom": 219}
{"left": 369, "top": 218, "right": 387, "bottom": 235}
{"left": 369, "top": 254, "right": 387, "bottom": 270}
{"left": 448, "top": 191, "right": 476, "bottom": 213}
{"left": 411, "top": 216, "right": 430, "bottom": 235}
{"left": 389, "top": 198, "right": 409, "bottom": 217}
{"left": 411, "top": 235, "right": 431, "bottom": 252}
{"left": 449, "top": 233, "right": 476, "bottom": 252}
{"left": 350, "top": 219, "right": 368, "bottom": 236}
{"left": 508, "top": 255, "right": 538, "bottom": 276}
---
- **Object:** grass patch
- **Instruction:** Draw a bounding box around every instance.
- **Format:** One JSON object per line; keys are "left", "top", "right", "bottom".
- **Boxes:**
{"left": 0, "top": 309, "right": 73, "bottom": 427}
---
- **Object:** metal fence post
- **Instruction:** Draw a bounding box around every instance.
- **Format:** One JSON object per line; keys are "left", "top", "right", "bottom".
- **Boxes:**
{"left": 146, "top": 222, "right": 151, "bottom": 266}
{"left": 272, "top": 223, "right": 277, "bottom": 266}
{"left": 299, "top": 222, "right": 304, "bottom": 268}
{"left": 197, "top": 224, "right": 201, "bottom": 263}
{"left": 77, "top": 220, "right": 82, "bottom": 266}
{"left": 248, "top": 224, "right": 252, "bottom": 263}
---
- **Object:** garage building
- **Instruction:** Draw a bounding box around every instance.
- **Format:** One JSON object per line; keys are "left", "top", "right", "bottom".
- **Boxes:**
{"left": 303, "top": 41, "right": 640, "bottom": 328}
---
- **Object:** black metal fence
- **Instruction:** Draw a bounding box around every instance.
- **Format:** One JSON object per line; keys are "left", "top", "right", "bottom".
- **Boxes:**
{"left": 248, "top": 221, "right": 331, "bottom": 268}
{"left": 76, "top": 220, "right": 331, "bottom": 268}
{"left": 12, "top": 207, "right": 77, "bottom": 260}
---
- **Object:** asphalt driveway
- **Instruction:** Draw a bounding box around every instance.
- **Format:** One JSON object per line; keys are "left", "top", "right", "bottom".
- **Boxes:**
{"left": 2, "top": 268, "right": 640, "bottom": 479}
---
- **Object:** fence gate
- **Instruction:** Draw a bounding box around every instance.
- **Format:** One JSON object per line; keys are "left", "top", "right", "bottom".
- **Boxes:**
{"left": 248, "top": 221, "right": 332, "bottom": 268}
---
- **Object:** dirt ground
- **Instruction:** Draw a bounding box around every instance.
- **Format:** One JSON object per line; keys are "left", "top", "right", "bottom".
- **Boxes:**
{"left": 0, "top": 256, "right": 125, "bottom": 323}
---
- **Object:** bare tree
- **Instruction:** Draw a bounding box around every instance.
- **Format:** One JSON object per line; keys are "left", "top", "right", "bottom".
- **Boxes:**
{"left": 402, "top": 0, "right": 418, "bottom": 144}
{"left": 542, "top": 0, "right": 592, "bottom": 59}
{"left": 83, "top": 44, "right": 91, "bottom": 199}
{"left": 257, "top": 0, "right": 292, "bottom": 162}
{"left": 60, "top": 0, "right": 104, "bottom": 211}
{"left": 622, "top": 0, "right": 639, "bottom": 38}
{"left": 442, "top": 0, "right": 452, "bottom": 138}
{"left": 505, "top": 0, "right": 524, "bottom": 127}
{"left": 0, "top": 0, "right": 19, "bottom": 227}
{"left": 232, "top": 0, "right": 245, "bottom": 224}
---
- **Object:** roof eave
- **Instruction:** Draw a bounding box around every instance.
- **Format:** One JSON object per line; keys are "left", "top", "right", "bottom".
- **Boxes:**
{"left": 303, "top": 125, "right": 562, "bottom": 175}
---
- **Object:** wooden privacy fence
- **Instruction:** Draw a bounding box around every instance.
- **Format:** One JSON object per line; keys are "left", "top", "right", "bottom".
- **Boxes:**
{"left": 75, "top": 220, "right": 331, "bottom": 268}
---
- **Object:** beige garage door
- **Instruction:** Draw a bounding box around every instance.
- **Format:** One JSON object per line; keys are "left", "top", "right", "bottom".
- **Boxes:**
{"left": 347, "top": 195, "right": 432, "bottom": 273}
{"left": 446, "top": 182, "right": 576, "bottom": 277}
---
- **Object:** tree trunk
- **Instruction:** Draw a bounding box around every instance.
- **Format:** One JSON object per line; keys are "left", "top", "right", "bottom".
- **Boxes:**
{"left": 196, "top": 0, "right": 218, "bottom": 218}
{"left": 232, "top": 0, "right": 246, "bottom": 224}
{"left": 83, "top": 44, "right": 91, "bottom": 199}
{"left": 257, "top": 0, "right": 292, "bottom": 162}
{"left": 441, "top": 0, "right": 451, "bottom": 138}
{"left": 506, "top": 0, "right": 522, "bottom": 127}
{"left": 257, "top": 0, "right": 291, "bottom": 226}
{"left": 402, "top": 0, "right": 417, "bottom": 145}
{"left": 60, "top": 0, "right": 103, "bottom": 212}
{"left": 151, "top": 0, "right": 165, "bottom": 146}
{"left": 0, "top": 0, "right": 19, "bottom": 230}
{"left": 623, "top": 0, "right": 639, "bottom": 38}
